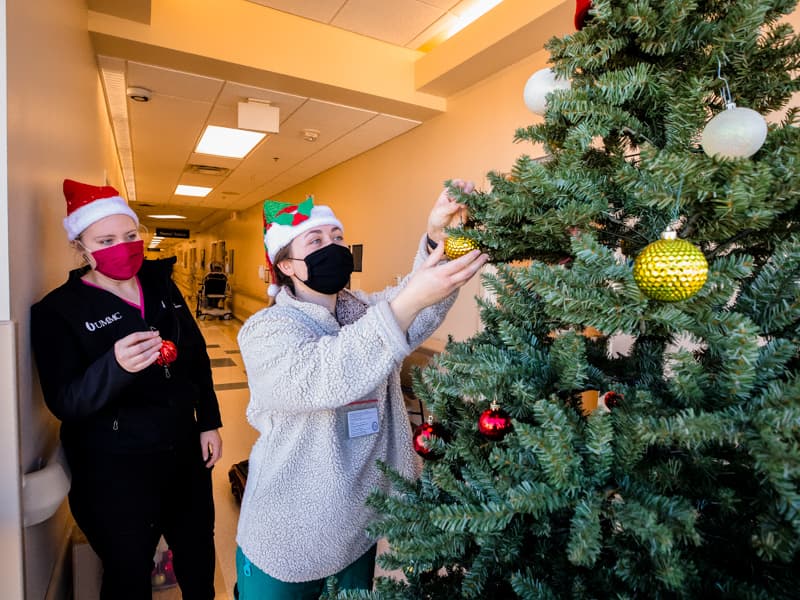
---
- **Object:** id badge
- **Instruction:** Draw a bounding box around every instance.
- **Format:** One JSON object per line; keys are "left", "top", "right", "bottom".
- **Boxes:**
{"left": 345, "top": 399, "right": 380, "bottom": 439}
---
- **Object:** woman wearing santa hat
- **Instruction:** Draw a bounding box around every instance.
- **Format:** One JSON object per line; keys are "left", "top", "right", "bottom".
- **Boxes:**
{"left": 31, "top": 179, "right": 222, "bottom": 600}
{"left": 234, "top": 181, "right": 488, "bottom": 598}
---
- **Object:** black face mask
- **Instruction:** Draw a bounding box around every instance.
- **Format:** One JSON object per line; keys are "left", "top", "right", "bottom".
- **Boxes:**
{"left": 296, "top": 244, "right": 354, "bottom": 295}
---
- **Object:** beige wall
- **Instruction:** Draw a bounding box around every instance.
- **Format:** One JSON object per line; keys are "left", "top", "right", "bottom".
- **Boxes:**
{"left": 198, "top": 49, "right": 551, "bottom": 346}
{"left": 4, "top": 0, "right": 122, "bottom": 597}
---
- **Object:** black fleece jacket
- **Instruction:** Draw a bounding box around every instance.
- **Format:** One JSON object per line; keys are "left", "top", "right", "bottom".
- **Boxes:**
{"left": 31, "top": 257, "right": 222, "bottom": 454}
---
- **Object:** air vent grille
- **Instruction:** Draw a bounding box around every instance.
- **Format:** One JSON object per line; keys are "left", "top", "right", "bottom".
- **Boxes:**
{"left": 187, "top": 164, "right": 230, "bottom": 176}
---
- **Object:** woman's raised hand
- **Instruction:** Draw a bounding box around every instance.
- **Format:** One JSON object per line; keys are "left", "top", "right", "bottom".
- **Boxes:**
{"left": 390, "top": 243, "right": 488, "bottom": 332}
{"left": 426, "top": 179, "right": 474, "bottom": 244}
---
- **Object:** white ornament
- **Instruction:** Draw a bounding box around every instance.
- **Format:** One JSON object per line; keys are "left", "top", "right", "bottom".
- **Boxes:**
{"left": 701, "top": 103, "right": 767, "bottom": 159}
{"left": 523, "top": 68, "right": 571, "bottom": 116}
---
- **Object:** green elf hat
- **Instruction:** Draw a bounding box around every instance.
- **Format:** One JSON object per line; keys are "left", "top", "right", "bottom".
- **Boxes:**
{"left": 263, "top": 196, "right": 343, "bottom": 296}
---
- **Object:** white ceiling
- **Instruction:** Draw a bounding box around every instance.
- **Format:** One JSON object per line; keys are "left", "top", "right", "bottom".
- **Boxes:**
{"left": 92, "top": 0, "right": 495, "bottom": 236}
{"left": 105, "top": 57, "right": 421, "bottom": 227}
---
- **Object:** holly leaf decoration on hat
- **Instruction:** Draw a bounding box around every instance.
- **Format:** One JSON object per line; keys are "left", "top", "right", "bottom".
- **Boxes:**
{"left": 265, "top": 196, "right": 314, "bottom": 228}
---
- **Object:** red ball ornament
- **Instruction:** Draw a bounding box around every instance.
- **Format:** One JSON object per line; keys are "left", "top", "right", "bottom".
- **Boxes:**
{"left": 412, "top": 416, "right": 447, "bottom": 460}
{"left": 599, "top": 391, "right": 623, "bottom": 410}
{"left": 156, "top": 340, "right": 178, "bottom": 366}
{"left": 575, "top": 0, "right": 591, "bottom": 30}
{"left": 478, "top": 401, "right": 512, "bottom": 441}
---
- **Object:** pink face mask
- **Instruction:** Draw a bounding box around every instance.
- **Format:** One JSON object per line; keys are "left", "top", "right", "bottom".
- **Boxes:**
{"left": 91, "top": 240, "right": 144, "bottom": 280}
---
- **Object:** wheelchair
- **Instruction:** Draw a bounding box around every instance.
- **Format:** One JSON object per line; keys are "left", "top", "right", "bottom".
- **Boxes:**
{"left": 195, "top": 266, "right": 233, "bottom": 320}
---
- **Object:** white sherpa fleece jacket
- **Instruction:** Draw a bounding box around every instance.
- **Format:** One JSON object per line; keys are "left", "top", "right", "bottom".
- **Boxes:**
{"left": 236, "top": 235, "right": 457, "bottom": 583}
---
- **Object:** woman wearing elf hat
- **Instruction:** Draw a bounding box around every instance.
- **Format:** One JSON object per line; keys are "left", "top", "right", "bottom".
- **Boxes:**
{"left": 30, "top": 179, "right": 222, "bottom": 600}
{"left": 235, "top": 181, "right": 488, "bottom": 598}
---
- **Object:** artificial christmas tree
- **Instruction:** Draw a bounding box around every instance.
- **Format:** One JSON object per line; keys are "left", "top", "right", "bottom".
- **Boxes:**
{"left": 363, "top": 1, "right": 800, "bottom": 598}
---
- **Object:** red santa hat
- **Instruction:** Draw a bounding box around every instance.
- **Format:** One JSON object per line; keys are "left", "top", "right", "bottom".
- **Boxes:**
{"left": 62, "top": 179, "right": 139, "bottom": 241}
{"left": 263, "top": 196, "right": 343, "bottom": 297}
{"left": 575, "top": 0, "right": 591, "bottom": 30}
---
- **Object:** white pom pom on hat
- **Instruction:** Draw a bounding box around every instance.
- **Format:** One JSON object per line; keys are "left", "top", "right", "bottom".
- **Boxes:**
{"left": 62, "top": 179, "right": 138, "bottom": 241}
{"left": 262, "top": 196, "right": 343, "bottom": 297}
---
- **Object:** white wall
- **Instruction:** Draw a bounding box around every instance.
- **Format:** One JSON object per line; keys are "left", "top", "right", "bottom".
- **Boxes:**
{"left": 0, "top": 0, "right": 25, "bottom": 595}
{"left": 4, "top": 0, "right": 122, "bottom": 597}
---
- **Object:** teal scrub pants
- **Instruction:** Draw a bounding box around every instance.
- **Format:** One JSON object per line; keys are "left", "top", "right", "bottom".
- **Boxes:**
{"left": 235, "top": 544, "right": 377, "bottom": 599}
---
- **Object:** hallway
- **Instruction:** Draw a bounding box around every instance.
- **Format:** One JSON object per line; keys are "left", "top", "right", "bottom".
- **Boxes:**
{"left": 199, "top": 317, "right": 255, "bottom": 600}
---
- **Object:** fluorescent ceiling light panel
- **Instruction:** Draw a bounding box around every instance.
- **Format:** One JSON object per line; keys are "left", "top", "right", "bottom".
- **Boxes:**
{"left": 147, "top": 214, "right": 187, "bottom": 219}
{"left": 195, "top": 125, "right": 265, "bottom": 158}
{"left": 175, "top": 185, "right": 212, "bottom": 197}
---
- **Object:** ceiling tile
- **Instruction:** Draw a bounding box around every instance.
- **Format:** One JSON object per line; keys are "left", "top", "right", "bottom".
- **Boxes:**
{"left": 130, "top": 95, "right": 214, "bottom": 203}
{"left": 127, "top": 62, "right": 224, "bottom": 102}
{"left": 418, "top": 0, "right": 461, "bottom": 10}
{"left": 283, "top": 98, "right": 377, "bottom": 141}
{"left": 244, "top": 0, "right": 347, "bottom": 22}
{"left": 333, "top": 0, "right": 445, "bottom": 46}
{"left": 216, "top": 82, "right": 307, "bottom": 115}
{"left": 264, "top": 114, "right": 420, "bottom": 196}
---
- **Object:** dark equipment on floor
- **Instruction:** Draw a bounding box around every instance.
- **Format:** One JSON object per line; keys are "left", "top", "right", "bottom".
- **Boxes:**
{"left": 196, "top": 264, "right": 233, "bottom": 320}
{"left": 228, "top": 459, "right": 249, "bottom": 505}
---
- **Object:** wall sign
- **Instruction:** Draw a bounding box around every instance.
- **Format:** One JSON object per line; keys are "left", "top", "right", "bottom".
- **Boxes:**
{"left": 155, "top": 227, "right": 190, "bottom": 239}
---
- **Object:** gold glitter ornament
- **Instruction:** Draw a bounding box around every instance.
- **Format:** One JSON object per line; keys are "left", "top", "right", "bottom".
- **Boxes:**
{"left": 633, "top": 231, "right": 708, "bottom": 301}
{"left": 444, "top": 236, "right": 480, "bottom": 259}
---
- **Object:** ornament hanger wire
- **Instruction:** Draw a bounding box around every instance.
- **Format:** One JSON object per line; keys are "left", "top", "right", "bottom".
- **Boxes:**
{"left": 716, "top": 59, "right": 735, "bottom": 108}
{"left": 670, "top": 178, "right": 684, "bottom": 226}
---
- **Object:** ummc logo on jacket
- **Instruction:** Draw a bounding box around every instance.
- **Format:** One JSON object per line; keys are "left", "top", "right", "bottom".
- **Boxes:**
{"left": 85, "top": 312, "right": 123, "bottom": 332}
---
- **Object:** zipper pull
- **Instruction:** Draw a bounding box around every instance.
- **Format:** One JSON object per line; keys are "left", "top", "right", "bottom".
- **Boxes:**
{"left": 163, "top": 365, "right": 171, "bottom": 379}
{"left": 112, "top": 418, "right": 119, "bottom": 431}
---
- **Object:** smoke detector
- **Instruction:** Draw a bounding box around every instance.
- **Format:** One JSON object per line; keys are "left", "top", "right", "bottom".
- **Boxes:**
{"left": 301, "top": 128, "right": 320, "bottom": 142}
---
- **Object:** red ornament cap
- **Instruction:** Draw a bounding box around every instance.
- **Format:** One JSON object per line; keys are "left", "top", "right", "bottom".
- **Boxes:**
{"left": 575, "top": 0, "right": 591, "bottom": 30}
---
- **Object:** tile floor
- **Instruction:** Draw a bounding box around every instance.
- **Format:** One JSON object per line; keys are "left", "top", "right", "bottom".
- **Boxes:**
{"left": 154, "top": 315, "right": 406, "bottom": 599}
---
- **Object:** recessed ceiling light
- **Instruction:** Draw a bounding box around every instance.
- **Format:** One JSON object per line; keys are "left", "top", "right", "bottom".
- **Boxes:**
{"left": 126, "top": 86, "right": 152, "bottom": 102}
{"left": 175, "top": 184, "right": 212, "bottom": 197}
{"left": 147, "top": 214, "right": 188, "bottom": 219}
{"left": 195, "top": 125, "right": 266, "bottom": 159}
